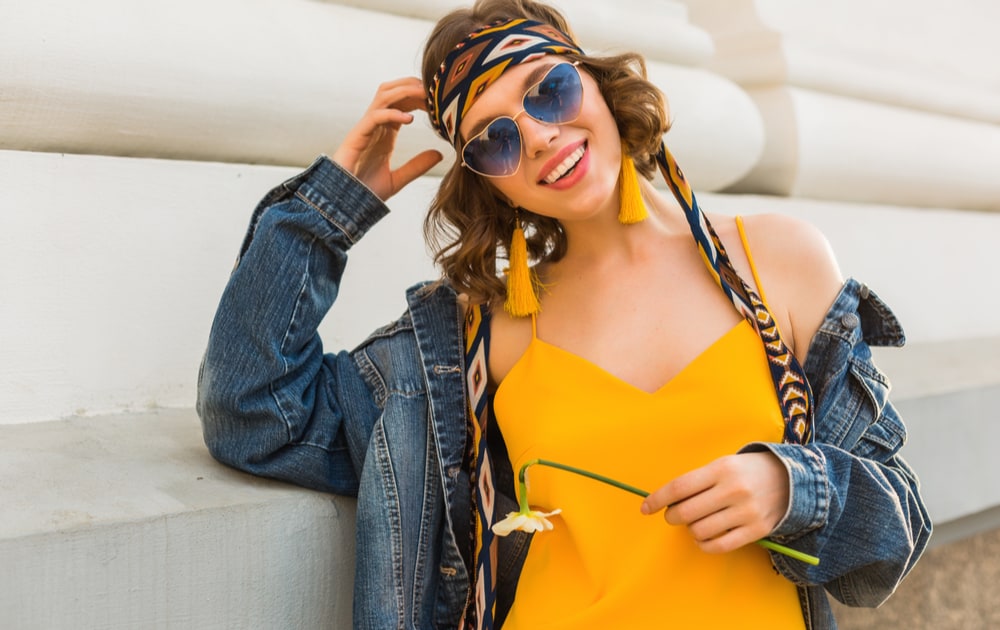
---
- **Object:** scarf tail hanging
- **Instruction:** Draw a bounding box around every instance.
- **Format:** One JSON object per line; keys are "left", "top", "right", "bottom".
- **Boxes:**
{"left": 462, "top": 305, "right": 496, "bottom": 629}
{"left": 653, "top": 141, "right": 815, "bottom": 445}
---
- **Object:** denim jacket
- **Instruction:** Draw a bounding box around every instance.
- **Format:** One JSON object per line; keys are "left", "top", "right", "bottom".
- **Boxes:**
{"left": 198, "top": 156, "right": 931, "bottom": 630}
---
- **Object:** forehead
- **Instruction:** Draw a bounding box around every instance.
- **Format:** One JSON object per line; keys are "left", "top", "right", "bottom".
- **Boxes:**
{"left": 458, "top": 57, "right": 563, "bottom": 137}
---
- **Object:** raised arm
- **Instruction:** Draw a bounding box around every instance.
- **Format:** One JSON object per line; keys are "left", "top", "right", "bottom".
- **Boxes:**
{"left": 197, "top": 78, "right": 443, "bottom": 494}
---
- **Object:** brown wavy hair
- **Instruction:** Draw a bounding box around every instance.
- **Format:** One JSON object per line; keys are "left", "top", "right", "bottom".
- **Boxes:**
{"left": 421, "top": 0, "right": 670, "bottom": 304}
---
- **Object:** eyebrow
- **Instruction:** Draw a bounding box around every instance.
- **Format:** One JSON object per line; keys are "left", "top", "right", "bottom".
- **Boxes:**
{"left": 462, "top": 62, "right": 557, "bottom": 143}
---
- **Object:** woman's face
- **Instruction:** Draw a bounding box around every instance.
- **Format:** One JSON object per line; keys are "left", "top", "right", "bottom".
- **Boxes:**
{"left": 457, "top": 57, "right": 623, "bottom": 224}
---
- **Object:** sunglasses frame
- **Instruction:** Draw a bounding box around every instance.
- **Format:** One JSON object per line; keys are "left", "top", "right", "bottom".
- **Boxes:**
{"left": 460, "top": 61, "right": 584, "bottom": 178}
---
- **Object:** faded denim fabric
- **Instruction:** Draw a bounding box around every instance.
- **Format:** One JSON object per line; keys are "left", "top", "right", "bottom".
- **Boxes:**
{"left": 198, "top": 157, "right": 930, "bottom": 630}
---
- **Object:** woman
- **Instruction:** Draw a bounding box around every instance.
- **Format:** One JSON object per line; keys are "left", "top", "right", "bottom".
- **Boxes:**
{"left": 198, "top": 1, "right": 930, "bottom": 628}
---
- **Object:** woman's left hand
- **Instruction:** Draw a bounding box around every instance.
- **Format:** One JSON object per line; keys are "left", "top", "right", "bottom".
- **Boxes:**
{"left": 640, "top": 452, "right": 790, "bottom": 554}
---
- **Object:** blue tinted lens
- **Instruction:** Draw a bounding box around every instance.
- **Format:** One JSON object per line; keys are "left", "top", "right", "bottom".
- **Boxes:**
{"left": 462, "top": 117, "right": 521, "bottom": 177}
{"left": 461, "top": 63, "right": 583, "bottom": 177}
{"left": 523, "top": 63, "right": 582, "bottom": 124}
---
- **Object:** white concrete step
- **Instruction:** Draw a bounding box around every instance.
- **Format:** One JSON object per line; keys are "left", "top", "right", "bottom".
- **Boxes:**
{"left": 0, "top": 409, "right": 356, "bottom": 630}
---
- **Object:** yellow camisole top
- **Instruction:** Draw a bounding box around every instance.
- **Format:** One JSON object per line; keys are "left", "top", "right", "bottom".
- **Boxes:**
{"left": 492, "top": 218, "right": 804, "bottom": 629}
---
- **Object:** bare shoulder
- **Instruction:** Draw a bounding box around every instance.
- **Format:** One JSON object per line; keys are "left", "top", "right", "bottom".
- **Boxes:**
{"left": 733, "top": 213, "right": 844, "bottom": 360}
{"left": 738, "top": 214, "right": 840, "bottom": 275}
{"left": 486, "top": 300, "right": 533, "bottom": 387}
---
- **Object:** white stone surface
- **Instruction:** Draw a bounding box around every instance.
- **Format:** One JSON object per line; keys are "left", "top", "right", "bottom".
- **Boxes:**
{"left": 329, "top": 0, "right": 715, "bottom": 65}
{"left": 650, "top": 62, "right": 764, "bottom": 190}
{"left": 0, "top": 0, "right": 761, "bottom": 190}
{"left": 0, "top": 149, "right": 438, "bottom": 424}
{"left": 0, "top": 0, "right": 447, "bottom": 166}
{"left": 681, "top": 0, "right": 1000, "bottom": 124}
{"left": 727, "top": 87, "right": 1000, "bottom": 211}
{"left": 677, "top": 0, "right": 1000, "bottom": 211}
{"left": 0, "top": 409, "right": 356, "bottom": 630}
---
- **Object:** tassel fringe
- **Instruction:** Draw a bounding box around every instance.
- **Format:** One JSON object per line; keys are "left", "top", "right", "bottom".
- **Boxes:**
{"left": 504, "top": 218, "right": 541, "bottom": 317}
{"left": 618, "top": 145, "right": 648, "bottom": 224}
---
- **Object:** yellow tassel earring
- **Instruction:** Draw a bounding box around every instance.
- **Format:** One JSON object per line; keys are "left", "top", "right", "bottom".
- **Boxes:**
{"left": 618, "top": 142, "right": 648, "bottom": 224}
{"left": 504, "top": 212, "right": 541, "bottom": 317}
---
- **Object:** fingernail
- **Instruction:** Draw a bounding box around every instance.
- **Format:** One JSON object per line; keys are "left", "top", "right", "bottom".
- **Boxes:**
{"left": 640, "top": 502, "right": 650, "bottom": 515}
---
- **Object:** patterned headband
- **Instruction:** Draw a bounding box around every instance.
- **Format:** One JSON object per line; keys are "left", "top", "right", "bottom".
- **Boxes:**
{"left": 427, "top": 18, "right": 584, "bottom": 145}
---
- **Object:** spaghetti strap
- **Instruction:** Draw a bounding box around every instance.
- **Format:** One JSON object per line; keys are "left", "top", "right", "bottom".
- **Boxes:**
{"left": 735, "top": 216, "right": 774, "bottom": 314}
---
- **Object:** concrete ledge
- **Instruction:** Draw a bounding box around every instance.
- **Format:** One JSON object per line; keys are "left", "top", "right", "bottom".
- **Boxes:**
{"left": 0, "top": 409, "right": 356, "bottom": 629}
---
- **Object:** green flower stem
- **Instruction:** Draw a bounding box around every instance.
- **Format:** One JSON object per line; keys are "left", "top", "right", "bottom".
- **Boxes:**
{"left": 518, "top": 459, "right": 649, "bottom": 510}
{"left": 756, "top": 539, "right": 820, "bottom": 566}
{"left": 517, "top": 459, "right": 819, "bottom": 566}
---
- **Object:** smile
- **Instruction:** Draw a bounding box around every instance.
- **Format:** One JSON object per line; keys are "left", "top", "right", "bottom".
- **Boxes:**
{"left": 541, "top": 143, "right": 587, "bottom": 184}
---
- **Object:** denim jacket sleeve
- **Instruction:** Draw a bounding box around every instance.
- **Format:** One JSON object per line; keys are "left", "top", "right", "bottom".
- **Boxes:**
{"left": 742, "top": 279, "right": 932, "bottom": 608}
{"left": 197, "top": 156, "right": 390, "bottom": 495}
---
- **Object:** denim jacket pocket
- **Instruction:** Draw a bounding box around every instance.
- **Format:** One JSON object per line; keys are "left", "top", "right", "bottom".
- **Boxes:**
{"left": 838, "top": 354, "right": 906, "bottom": 460}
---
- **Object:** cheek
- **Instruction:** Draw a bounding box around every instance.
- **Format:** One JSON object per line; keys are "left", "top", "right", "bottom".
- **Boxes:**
{"left": 589, "top": 99, "right": 621, "bottom": 144}
{"left": 489, "top": 177, "right": 514, "bottom": 197}
{"left": 488, "top": 178, "right": 527, "bottom": 207}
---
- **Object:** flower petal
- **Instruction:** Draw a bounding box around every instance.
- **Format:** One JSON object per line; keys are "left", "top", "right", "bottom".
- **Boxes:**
{"left": 491, "top": 509, "right": 562, "bottom": 536}
{"left": 491, "top": 512, "right": 528, "bottom": 536}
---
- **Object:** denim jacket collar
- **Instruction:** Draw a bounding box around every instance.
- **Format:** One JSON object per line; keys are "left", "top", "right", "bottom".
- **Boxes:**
{"left": 809, "top": 278, "right": 905, "bottom": 352}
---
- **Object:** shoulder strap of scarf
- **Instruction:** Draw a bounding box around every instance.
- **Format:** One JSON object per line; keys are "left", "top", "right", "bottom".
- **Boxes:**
{"left": 461, "top": 303, "right": 496, "bottom": 629}
{"left": 654, "top": 142, "right": 814, "bottom": 445}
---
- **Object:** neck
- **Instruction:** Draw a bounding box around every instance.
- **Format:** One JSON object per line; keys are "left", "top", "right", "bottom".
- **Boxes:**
{"left": 557, "top": 179, "right": 685, "bottom": 266}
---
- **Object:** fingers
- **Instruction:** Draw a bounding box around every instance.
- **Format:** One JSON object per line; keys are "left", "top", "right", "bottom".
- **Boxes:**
{"left": 640, "top": 453, "right": 791, "bottom": 555}
{"left": 392, "top": 149, "right": 444, "bottom": 192}
{"left": 640, "top": 462, "right": 715, "bottom": 515}
{"left": 367, "top": 77, "right": 429, "bottom": 115}
{"left": 679, "top": 501, "right": 770, "bottom": 553}
{"left": 340, "top": 105, "right": 415, "bottom": 154}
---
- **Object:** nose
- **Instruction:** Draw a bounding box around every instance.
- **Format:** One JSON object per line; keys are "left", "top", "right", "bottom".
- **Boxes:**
{"left": 515, "top": 112, "right": 558, "bottom": 159}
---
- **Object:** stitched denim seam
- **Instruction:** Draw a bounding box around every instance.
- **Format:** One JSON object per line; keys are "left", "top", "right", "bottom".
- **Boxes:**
{"left": 270, "top": 236, "right": 318, "bottom": 445}
{"left": 294, "top": 189, "right": 358, "bottom": 246}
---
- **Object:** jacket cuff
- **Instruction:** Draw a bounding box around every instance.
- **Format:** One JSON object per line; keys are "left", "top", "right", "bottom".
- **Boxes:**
{"left": 739, "top": 442, "right": 829, "bottom": 540}
{"left": 285, "top": 156, "right": 391, "bottom": 246}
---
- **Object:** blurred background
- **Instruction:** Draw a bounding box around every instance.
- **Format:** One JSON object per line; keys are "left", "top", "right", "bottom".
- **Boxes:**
{"left": 2, "top": 0, "right": 998, "bottom": 627}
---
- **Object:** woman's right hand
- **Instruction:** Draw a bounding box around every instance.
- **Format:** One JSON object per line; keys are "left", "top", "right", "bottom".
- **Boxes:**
{"left": 332, "top": 77, "right": 444, "bottom": 202}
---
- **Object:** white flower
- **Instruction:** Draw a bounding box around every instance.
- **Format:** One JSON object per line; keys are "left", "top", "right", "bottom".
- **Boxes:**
{"left": 491, "top": 509, "right": 562, "bottom": 536}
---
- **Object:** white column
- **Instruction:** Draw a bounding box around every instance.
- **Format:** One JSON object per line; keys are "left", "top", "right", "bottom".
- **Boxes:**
{"left": 680, "top": 0, "right": 1000, "bottom": 210}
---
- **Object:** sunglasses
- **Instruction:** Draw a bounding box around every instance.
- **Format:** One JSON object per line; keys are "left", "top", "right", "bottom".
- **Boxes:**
{"left": 460, "top": 62, "right": 584, "bottom": 178}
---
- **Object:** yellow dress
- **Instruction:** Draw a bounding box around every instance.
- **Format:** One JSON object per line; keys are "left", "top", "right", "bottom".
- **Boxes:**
{"left": 493, "top": 221, "right": 804, "bottom": 629}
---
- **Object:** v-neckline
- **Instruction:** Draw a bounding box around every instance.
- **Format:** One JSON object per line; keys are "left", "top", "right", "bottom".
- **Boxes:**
{"left": 496, "top": 319, "right": 750, "bottom": 400}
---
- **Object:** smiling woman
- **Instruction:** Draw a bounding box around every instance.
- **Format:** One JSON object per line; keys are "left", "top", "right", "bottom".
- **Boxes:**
{"left": 197, "top": 0, "right": 931, "bottom": 628}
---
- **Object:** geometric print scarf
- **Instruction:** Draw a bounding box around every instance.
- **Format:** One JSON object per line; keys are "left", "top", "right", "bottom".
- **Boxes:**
{"left": 428, "top": 18, "right": 583, "bottom": 145}
{"left": 461, "top": 302, "right": 496, "bottom": 629}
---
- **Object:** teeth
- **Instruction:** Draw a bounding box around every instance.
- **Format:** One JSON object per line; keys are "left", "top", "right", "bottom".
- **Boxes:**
{"left": 543, "top": 146, "right": 586, "bottom": 184}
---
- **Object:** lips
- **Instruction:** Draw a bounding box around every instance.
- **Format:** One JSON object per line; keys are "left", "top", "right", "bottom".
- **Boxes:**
{"left": 538, "top": 140, "right": 588, "bottom": 185}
